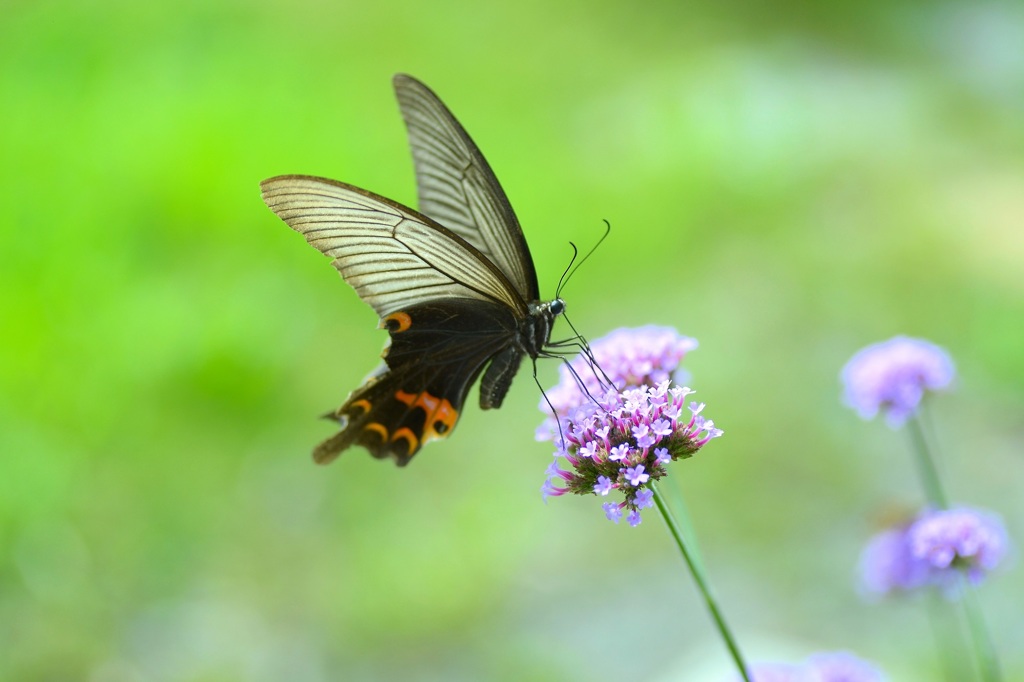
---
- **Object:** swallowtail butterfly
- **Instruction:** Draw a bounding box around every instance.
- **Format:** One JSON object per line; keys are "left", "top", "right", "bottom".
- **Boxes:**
{"left": 261, "top": 75, "right": 564, "bottom": 466}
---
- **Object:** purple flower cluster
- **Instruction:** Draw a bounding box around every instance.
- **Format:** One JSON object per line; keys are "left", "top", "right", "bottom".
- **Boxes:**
{"left": 840, "top": 336, "right": 954, "bottom": 426}
{"left": 737, "top": 651, "right": 885, "bottom": 682}
{"left": 541, "top": 381, "right": 722, "bottom": 527}
{"left": 860, "top": 507, "right": 1009, "bottom": 594}
{"left": 537, "top": 326, "right": 697, "bottom": 440}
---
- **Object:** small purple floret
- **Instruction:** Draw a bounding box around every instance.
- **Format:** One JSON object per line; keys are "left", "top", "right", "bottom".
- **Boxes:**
{"left": 651, "top": 418, "right": 672, "bottom": 438}
{"left": 624, "top": 464, "right": 649, "bottom": 487}
{"left": 603, "top": 502, "right": 623, "bottom": 523}
{"left": 634, "top": 488, "right": 654, "bottom": 509}
{"left": 541, "top": 479, "right": 566, "bottom": 502}
{"left": 609, "top": 443, "right": 630, "bottom": 462}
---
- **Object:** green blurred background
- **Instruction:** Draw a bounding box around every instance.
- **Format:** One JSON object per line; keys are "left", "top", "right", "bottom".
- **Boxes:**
{"left": 2, "top": 0, "right": 1022, "bottom": 679}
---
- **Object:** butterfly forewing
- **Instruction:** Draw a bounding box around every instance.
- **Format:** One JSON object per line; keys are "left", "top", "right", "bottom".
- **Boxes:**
{"left": 393, "top": 74, "right": 540, "bottom": 301}
{"left": 260, "top": 175, "right": 527, "bottom": 317}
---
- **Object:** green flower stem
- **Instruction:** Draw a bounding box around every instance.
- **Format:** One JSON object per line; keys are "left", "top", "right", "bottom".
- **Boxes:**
{"left": 652, "top": 483, "right": 750, "bottom": 682}
{"left": 905, "top": 406, "right": 1001, "bottom": 681}
{"left": 905, "top": 411, "right": 949, "bottom": 509}
{"left": 926, "top": 590, "right": 970, "bottom": 682}
{"left": 664, "top": 475, "right": 707, "bottom": 580}
{"left": 959, "top": 574, "right": 1002, "bottom": 682}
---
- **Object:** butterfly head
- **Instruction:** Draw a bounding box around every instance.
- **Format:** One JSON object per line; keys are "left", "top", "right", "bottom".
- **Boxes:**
{"left": 530, "top": 298, "right": 565, "bottom": 319}
{"left": 521, "top": 298, "right": 566, "bottom": 360}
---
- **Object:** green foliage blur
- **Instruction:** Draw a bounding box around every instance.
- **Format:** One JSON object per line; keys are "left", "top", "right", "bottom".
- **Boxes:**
{"left": 2, "top": 0, "right": 1022, "bottom": 679}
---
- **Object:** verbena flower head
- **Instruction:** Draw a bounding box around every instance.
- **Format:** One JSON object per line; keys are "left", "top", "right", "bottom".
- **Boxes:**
{"left": 907, "top": 507, "right": 1009, "bottom": 583}
{"left": 840, "top": 336, "right": 954, "bottom": 426}
{"left": 538, "top": 326, "right": 718, "bottom": 526}
{"left": 860, "top": 507, "right": 1009, "bottom": 595}
{"left": 735, "top": 652, "right": 885, "bottom": 682}
{"left": 541, "top": 381, "right": 722, "bottom": 526}
{"left": 537, "top": 325, "right": 697, "bottom": 440}
{"left": 805, "top": 651, "right": 887, "bottom": 682}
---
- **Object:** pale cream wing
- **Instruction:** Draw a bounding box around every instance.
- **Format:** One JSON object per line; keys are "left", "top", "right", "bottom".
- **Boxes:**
{"left": 260, "top": 175, "right": 527, "bottom": 317}
{"left": 393, "top": 74, "right": 540, "bottom": 301}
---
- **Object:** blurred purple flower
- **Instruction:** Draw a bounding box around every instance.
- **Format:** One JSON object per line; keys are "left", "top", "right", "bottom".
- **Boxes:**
{"left": 734, "top": 652, "right": 885, "bottom": 682}
{"left": 806, "top": 651, "right": 886, "bottom": 682}
{"left": 840, "top": 336, "right": 954, "bottom": 426}
{"left": 860, "top": 507, "right": 1009, "bottom": 595}
{"left": 735, "top": 662, "right": 809, "bottom": 682}
{"left": 537, "top": 325, "right": 697, "bottom": 440}
{"left": 540, "top": 381, "right": 722, "bottom": 526}
{"left": 908, "top": 507, "right": 1009, "bottom": 584}
{"left": 859, "top": 525, "right": 930, "bottom": 594}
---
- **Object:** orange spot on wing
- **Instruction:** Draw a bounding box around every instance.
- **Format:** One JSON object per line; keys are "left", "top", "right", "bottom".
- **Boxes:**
{"left": 419, "top": 393, "right": 439, "bottom": 413}
{"left": 390, "top": 389, "right": 460, "bottom": 444}
{"left": 394, "top": 390, "right": 417, "bottom": 407}
{"left": 391, "top": 427, "right": 420, "bottom": 454}
{"left": 363, "top": 423, "right": 389, "bottom": 441}
{"left": 380, "top": 311, "right": 412, "bottom": 333}
{"left": 351, "top": 399, "right": 372, "bottom": 415}
{"left": 427, "top": 400, "right": 458, "bottom": 441}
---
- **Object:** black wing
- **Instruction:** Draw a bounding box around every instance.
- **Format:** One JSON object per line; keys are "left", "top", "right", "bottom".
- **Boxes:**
{"left": 315, "top": 299, "right": 521, "bottom": 466}
{"left": 393, "top": 74, "right": 540, "bottom": 301}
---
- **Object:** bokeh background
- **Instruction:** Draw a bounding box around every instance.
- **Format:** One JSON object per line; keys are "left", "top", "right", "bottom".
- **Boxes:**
{"left": 2, "top": 0, "right": 1022, "bottom": 679}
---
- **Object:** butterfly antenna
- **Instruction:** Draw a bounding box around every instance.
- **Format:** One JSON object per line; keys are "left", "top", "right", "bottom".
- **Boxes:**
{"left": 555, "top": 219, "right": 611, "bottom": 299}
{"left": 555, "top": 242, "right": 579, "bottom": 296}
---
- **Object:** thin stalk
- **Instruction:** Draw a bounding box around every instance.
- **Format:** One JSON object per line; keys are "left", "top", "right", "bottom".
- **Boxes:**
{"left": 652, "top": 483, "right": 750, "bottom": 682}
{"left": 926, "top": 590, "right": 970, "bottom": 682}
{"left": 663, "top": 474, "right": 708, "bottom": 581}
{"left": 905, "top": 411, "right": 949, "bottom": 509}
{"left": 905, "top": 407, "right": 1001, "bottom": 681}
{"left": 959, "top": 574, "right": 1002, "bottom": 682}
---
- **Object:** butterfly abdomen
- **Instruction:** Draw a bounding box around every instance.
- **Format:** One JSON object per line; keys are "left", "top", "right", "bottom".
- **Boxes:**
{"left": 479, "top": 346, "right": 524, "bottom": 410}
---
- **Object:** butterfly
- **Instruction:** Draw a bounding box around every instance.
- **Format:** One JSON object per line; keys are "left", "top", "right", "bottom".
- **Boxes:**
{"left": 260, "top": 74, "right": 565, "bottom": 467}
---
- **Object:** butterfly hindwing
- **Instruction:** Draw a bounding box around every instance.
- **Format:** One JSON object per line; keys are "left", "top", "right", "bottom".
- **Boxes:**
{"left": 316, "top": 299, "right": 522, "bottom": 466}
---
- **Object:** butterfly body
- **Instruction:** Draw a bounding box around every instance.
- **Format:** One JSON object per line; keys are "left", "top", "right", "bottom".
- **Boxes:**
{"left": 261, "top": 75, "right": 562, "bottom": 466}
